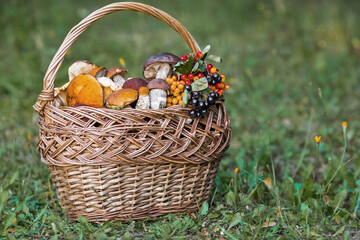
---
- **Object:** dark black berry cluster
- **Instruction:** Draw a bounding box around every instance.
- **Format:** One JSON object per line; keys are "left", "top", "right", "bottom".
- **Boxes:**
{"left": 206, "top": 71, "right": 222, "bottom": 86}
{"left": 188, "top": 89, "right": 220, "bottom": 118}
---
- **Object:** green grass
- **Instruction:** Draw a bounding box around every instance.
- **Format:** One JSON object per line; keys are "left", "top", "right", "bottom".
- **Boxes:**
{"left": 1, "top": 0, "right": 360, "bottom": 238}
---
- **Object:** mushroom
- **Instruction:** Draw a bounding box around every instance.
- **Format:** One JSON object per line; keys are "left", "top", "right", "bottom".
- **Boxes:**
{"left": 106, "top": 67, "right": 127, "bottom": 86}
{"left": 122, "top": 78, "right": 148, "bottom": 91}
{"left": 53, "top": 82, "right": 70, "bottom": 107}
{"left": 66, "top": 74, "right": 104, "bottom": 108}
{"left": 89, "top": 66, "right": 107, "bottom": 79}
{"left": 97, "top": 77, "right": 122, "bottom": 103}
{"left": 143, "top": 53, "right": 180, "bottom": 81}
{"left": 106, "top": 89, "right": 138, "bottom": 110}
{"left": 68, "top": 60, "right": 98, "bottom": 81}
{"left": 136, "top": 87, "right": 150, "bottom": 109}
{"left": 147, "top": 78, "right": 170, "bottom": 109}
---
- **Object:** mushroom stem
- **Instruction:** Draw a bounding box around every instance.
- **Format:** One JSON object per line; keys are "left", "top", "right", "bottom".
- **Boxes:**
{"left": 136, "top": 95, "right": 150, "bottom": 109}
{"left": 113, "top": 75, "right": 126, "bottom": 86}
{"left": 149, "top": 89, "right": 167, "bottom": 109}
{"left": 155, "top": 63, "right": 171, "bottom": 80}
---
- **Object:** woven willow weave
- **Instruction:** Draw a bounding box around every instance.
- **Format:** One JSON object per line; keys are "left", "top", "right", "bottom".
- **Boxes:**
{"left": 34, "top": 2, "right": 231, "bottom": 222}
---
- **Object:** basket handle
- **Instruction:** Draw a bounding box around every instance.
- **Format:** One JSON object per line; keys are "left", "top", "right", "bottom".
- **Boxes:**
{"left": 34, "top": 2, "right": 201, "bottom": 114}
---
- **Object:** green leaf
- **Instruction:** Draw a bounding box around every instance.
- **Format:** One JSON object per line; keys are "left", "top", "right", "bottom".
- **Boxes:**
{"left": 207, "top": 213, "right": 220, "bottom": 219}
{"left": 333, "top": 225, "right": 346, "bottom": 237}
{"left": 191, "top": 77, "right": 208, "bottom": 92}
{"left": 123, "top": 231, "right": 130, "bottom": 240}
{"left": 228, "top": 212, "right": 243, "bottom": 229}
{"left": 182, "top": 89, "right": 190, "bottom": 107}
{"left": 306, "top": 198, "right": 320, "bottom": 211}
{"left": 197, "top": 60, "right": 206, "bottom": 72}
{"left": 6, "top": 233, "right": 16, "bottom": 240}
{"left": 332, "top": 189, "right": 347, "bottom": 209}
{"left": 350, "top": 191, "right": 358, "bottom": 211}
{"left": 108, "top": 105, "right": 123, "bottom": 110}
{"left": 23, "top": 205, "right": 29, "bottom": 215}
{"left": 207, "top": 54, "right": 223, "bottom": 63}
{"left": 294, "top": 183, "right": 302, "bottom": 196}
{"left": 303, "top": 178, "right": 314, "bottom": 198}
{"left": 0, "top": 190, "right": 8, "bottom": 212}
{"left": 200, "top": 201, "right": 209, "bottom": 216}
{"left": 284, "top": 177, "right": 295, "bottom": 204}
{"left": 310, "top": 231, "right": 321, "bottom": 237}
{"left": 191, "top": 61, "right": 199, "bottom": 73}
{"left": 301, "top": 203, "right": 310, "bottom": 222}
{"left": 173, "top": 54, "right": 195, "bottom": 74}
{"left": 225, "top": 191, "right": 236, "bottom": 206}
{"left": 78, "top": 215, "right": 92, "bottom": 232}
{"left": 252, "top": 204, "right": 267, "bottom": 217}
{"left": 0, "top": 190, "right": 8, "bottom": 205}
{"left": 202, "top": 45, "right": 211, "bottom": 54}
{"left": 4, "top": 213, "right": 16, "bottom": 230}
{"left": 10, "top": 171, "right": 19, "bottom": 185}
{"left": 92, "top": 232, "right": 109, "bottom": 239}
{"left": 200, "top": 88, "right": 212, "bottom": 99}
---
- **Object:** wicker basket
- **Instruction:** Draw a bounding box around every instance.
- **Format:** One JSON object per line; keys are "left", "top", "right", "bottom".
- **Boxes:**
{"left": 33, "top": 2, "right": 231, "bottom": 222}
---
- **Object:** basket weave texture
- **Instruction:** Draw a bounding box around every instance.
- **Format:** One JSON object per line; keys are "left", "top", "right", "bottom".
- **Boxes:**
{"left": 34, "top": 2, "right": 231, "bottom": 222}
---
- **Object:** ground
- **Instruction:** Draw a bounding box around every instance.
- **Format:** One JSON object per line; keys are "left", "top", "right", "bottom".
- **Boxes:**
{"left": 1, "top": 0, "right": 360, "bottom": 239}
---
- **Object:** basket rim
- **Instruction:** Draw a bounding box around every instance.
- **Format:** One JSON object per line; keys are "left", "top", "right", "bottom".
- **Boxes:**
{"left": 37, "top": 101, "right": 231, "bottom": 166}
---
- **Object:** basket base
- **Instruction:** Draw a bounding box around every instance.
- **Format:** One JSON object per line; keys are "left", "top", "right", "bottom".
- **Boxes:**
{"left": 49, "top": 161, "right": 219, "bottom": 222}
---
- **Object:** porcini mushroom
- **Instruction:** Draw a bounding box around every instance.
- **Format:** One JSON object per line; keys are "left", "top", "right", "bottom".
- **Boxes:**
{"left": 97, "top": 77, "right": 122, "bottom": 102}
{"left": 106, "top": 89, "right": 138, "bottom": 110}
{"left": 53, "top": 82, "right": 70, "bottom": 107}
{"left": 143, "top": 53, "right": 180, "bottom": 81}
{"left": 122, "top": 78, "right": 148, "bottom": 91}
{"left": 136, "top": 87, "right": 150, "bottom": 109}
{"left": 106, "top": 67, "right": 127, "bottom": 86}
{"left": 66, "top": 74, "right": 104, "bottom": 108}
{"left": 68, "top": 60, "right": 98, "bottom": 81}
{"left": 89, "top": 66, "right": 107, "bottom": 79}
{"left": 147, "top": 78, "right": 170, "bottom": 109}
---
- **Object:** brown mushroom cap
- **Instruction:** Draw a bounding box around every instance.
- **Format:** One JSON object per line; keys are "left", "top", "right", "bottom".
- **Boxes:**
{"left": 143, "top": 53, "right": 180, "bottom": 80}
{"left": 122, "top": 78, "right": 148, "bottom": 91}
{"left": 97, "top": 77, "right": 122, "bottom": 103}
{"left": 147, "top": 78, "right": 170, "bottom": 91}
{"left": 106, "top": 67, "right": 127, "bottom": 78}
{"left": 66, "top": 74, "right": 104, "bottom": 108}
{"left": 89, "top": 66, "right": 107, "bottom": 78}
{"left": 106, "top": 89, "right": 138, "bottom": 108}
{"left": 143, "top": 52, "right": 180, "bottom": 70}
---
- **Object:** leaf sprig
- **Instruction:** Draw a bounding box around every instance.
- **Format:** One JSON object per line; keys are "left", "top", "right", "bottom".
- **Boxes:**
{"left": 177, "top": 45, "right": 222, "bottom": 107}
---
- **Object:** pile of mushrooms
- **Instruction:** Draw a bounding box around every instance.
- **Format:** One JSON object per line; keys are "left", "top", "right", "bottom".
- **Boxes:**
{"left": 53, "top": 52, "right": 180, "bottom": 110}
{"left": 54, "top": 60, "right": 127, "bottom": 108}
{"left": 143, "top": 53, "right": 180, "bottom": 109}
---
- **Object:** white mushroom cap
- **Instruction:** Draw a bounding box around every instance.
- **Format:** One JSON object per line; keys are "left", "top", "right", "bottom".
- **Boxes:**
{"left": 68, "top": 60, "right": 98, "bottom": 81}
